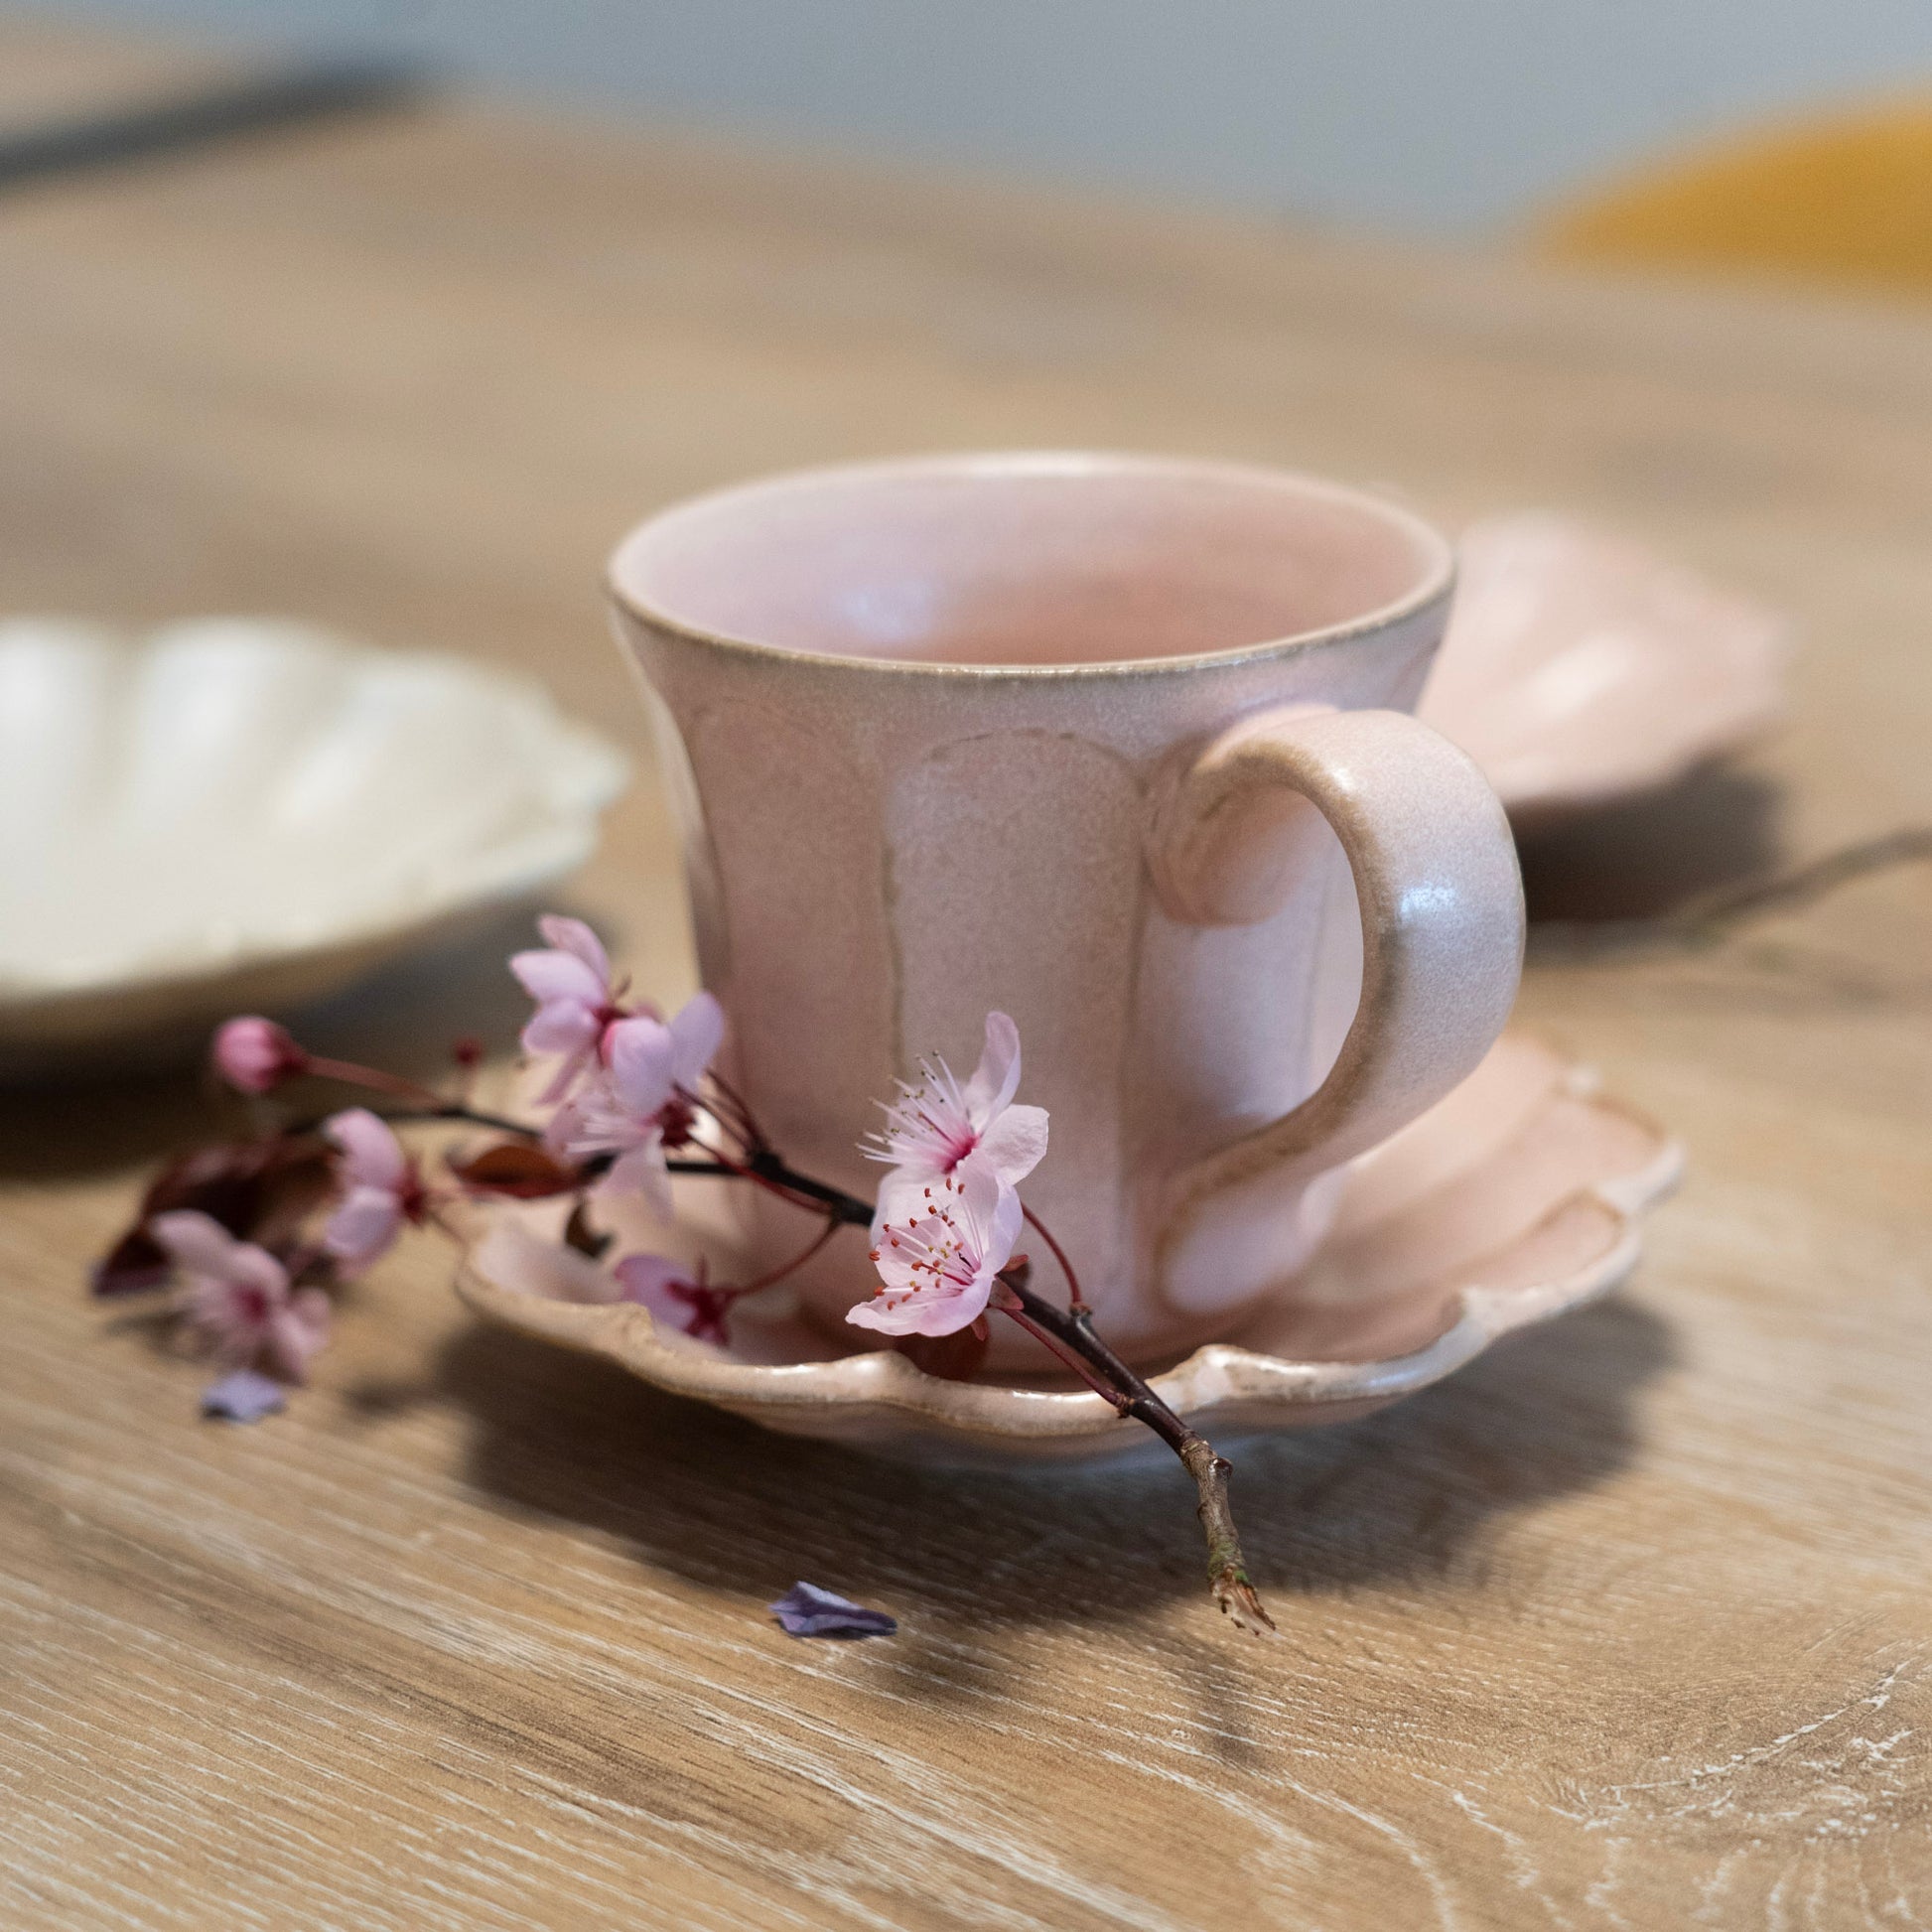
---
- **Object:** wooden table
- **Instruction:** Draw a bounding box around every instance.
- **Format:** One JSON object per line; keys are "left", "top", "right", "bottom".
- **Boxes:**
{"left": 4, "top": 27, "right": 1930, "bottom": 1928}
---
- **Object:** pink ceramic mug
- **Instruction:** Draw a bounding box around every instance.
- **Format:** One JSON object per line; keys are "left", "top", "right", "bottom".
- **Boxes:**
{"left": 609, "top": 453, "right": 1523, "bottom": 1368}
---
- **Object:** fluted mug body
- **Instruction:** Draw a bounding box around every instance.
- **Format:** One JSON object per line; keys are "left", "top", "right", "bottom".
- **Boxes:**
{"left": 609, "top": 454, "right": 1523, "bottom": 1368}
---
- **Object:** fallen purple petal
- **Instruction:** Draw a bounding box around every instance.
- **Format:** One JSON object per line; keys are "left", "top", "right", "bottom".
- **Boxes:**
{"left": 201, "top": 1369, "right": 288, "bottom": 1423}
{"left": 767, "top": 1581, "right": 897, "bottom": 1638}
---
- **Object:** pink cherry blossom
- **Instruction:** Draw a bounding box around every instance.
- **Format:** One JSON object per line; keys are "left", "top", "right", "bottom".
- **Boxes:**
{"left": 866, "top": 1011, "right": 1047, "bottom": 1234}
{"left": 614, "top": 1252, "right": 737, "bottom": 1345}
{"left": 149, "top": 1209, "right": 332, "bottom": 1382}
{"left": 321, "top": 1109, "right": 427, "bottom": 1273}
{"left": 211, "top": 1016, "right": 310, "bottom": 1095}
{"left": 552, "top": 993, "right": 724, "bottom": 1215}
{"left": 510, "top": 915, "right": 642, "bottom": 1101}
{"left": 848, "top": 1158, "right": 1022, "bottom": 1338}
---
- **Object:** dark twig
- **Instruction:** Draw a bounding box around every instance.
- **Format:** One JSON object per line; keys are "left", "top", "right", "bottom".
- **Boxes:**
{"left": 292, "top": 1101, "right": 539, "bottom": 1141}
{"left": 1531, "top": 826, "right": 1932, "bottom": 961}
{"left": 994, "top": 1275, "right": 1128, "bottom": 1407}
{"left": 996, "top": 1265, "right": 1278, "bottom": 1637}
{"left": 741, "top": 1150, "right": 875, "bottom": 1226}
{"left": 704, "top": 1070, "right": 773, "bottom": 1154}
{"left": 718, "top": 1158, "right": 1277, "bottom": 1634}
{"left": 1022, "top": 1201, "right": 1091, "bottom": 1315}
{"left": 287, "top": 1058, "right": 1274, "bottom": 1633}
{"left": 681, "top": 1137, "right": 867, "bottom": 1223}
{"left": 0, "top": 59, "right": 428, "bottom": 194}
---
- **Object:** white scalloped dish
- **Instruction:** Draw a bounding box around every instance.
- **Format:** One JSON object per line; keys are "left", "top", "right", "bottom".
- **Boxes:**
{"left": 0, "top": 619, "right": 627, "bottom": 1076}
{"left": 456, "top": 1031, "right": 1681, "bottom": 1464}
{"left": 1421, "top": 513, "right": 1789, "bottom": 828}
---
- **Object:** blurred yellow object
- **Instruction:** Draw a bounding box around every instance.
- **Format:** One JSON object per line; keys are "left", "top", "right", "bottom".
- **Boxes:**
{"left": 1541, "top": 97, "right": 1932, "bottom": 293}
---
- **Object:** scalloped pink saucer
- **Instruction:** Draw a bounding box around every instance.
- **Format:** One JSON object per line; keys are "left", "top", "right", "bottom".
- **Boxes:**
{"left": 1421, "top": 513, "right": 1789, "bottom": 829}
{"left": 454, "top": 1031, "right": 1681, "bottom": 1465}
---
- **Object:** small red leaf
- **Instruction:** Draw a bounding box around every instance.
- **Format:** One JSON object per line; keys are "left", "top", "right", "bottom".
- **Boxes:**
{"left": 92, "top": 1227, "right": 173, "bottom": 1298}
{"left": 448, "top": 1141, "right": 582, "bottom": 1199}
{"left": 90, "top": 1134, "right": 336, "bottom": 1296}
{"left": 563, "top": 1200, "right": 613, "bottom": 1258}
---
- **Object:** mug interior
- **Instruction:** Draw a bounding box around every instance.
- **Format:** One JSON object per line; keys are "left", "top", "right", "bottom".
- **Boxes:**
{"left": 611, "top": 454, "right": 1451, "bottom": 669}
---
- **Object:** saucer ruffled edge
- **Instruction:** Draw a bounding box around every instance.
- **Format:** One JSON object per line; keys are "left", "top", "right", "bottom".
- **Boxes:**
{"left": 453, "top": 1036, "right": 1682, "bottom": 1465}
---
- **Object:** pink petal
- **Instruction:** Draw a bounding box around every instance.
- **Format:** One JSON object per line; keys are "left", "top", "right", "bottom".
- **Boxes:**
{"left": 149, "top": 1209, "right": 243, "bottom": 1277}
{"left": 962, "top": 1011, "right": 1023, "bottom": 1122}
{"left": 510, "top": 948, "right": 606, "bottom": 1011}
{"left": 265, "top": 1289, "right": 332, "bottom": 1383}
{"left": 667, "top": 991, "right": 725, "bottom": 1089}
{"left": 541, "top": 1099, "right": 582, "bottom": 1157}
{"left": 613, "top": 1251, "right": 690, "bottom": 1305}
{"left": 180, "top": 1280, "right": 256, "bottom": 1357}
{"left": 179, "top": 1249, "right": 292, "bottom": 1358}
{"left": 973, "top": 1104, "right": 1048, "bottom": 1188}
{"left": 944, "top": 1158, "right": 1022, "bottom": 1274}
{"left": 227, "top": 1240, "right": 295, "bottom": 1301}
{"left": 871, "top": 1167, "right": 936, "bottom": 1240}
{"left": 605, "top": 1017, "right": 677, "bottom": 1117}
{"left": 323, "top": 1108, "right": 407, "bottom": 1189}
{"left": 867, "top": 1117, "right": 954, "bottom": 1206}
{"left": 151, "top": 1214, "right": 292, "bottom": 1305}
{"left": 858, "top": 1164, "right": 1018, "bottom": 1336}
{"left": 982, "top": 1166, "right": 1024, "bottom": 1269}
{"left": 323, "top": 1186, "right": 404, "bottom": 1270}
{"left": 520, "top": 1003, "right": 600, "bottom": 1060}
{"left": 535, "top": 914, "right": 611, "bottom": 985}
{"left": 846, "top": 1275, "right": 992, "bottom": 1337}
{"left": 613, "top": 1253, "right": 714, "bottom": 1335}
{"left": 534, "top": 1042, "right": 595, "bottom": 1105}
{"left": 597, "top": 1136, "right": 674, "bottom": 1220}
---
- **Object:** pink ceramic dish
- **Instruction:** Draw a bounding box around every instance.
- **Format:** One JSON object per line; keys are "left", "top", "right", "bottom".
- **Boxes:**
{"left": 454, "top": 1031, "right": 1681, "bottom": 1465}
{"left": 1420, "top": 513, "right": 1789, "bottom": 829}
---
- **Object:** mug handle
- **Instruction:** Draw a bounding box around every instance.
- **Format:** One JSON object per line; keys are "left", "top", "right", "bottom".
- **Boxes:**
{"left": 1145, "top": 703, "right": 1524, "bottom": 1315}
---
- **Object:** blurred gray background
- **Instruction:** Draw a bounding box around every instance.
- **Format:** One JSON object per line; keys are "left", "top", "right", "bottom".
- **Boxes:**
{"left": 23, "top": 0, "right": 1932, "bottom": 231}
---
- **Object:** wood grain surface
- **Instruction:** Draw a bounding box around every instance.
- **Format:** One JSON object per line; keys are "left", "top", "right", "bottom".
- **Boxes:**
{"left": 2, "top": 25, "right": 1930, "bottom": 1928}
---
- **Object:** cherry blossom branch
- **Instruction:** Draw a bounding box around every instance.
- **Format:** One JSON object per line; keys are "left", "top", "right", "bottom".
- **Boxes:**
{"left": 279, "top": 1049, "right": 1274, "bottom": 1628}
{"left": 994, "top": 1262, "right": 1277, "bottom": 1638}
{"left": 993, "top": 1280, "right": 1125, "bottom": 1405}
{"left": 680, "top": 1135, "right": 868, "bottom": 1223}
{"left": 308, "top": 1101, "right": 540, "bottom": 1140}
{"left": 730, "top": 1215, "right": 842, "bottom": 1297}
{"left": 296, "top": 1054, "right": 447, "bottom": 1107}
{"left": 703, "top": 1069, "right": 774, "bottom": 1154}
{"left": 1020, "top": 1201, "right": 1090, "bottom": 1315}
{"left": 731, "top": 1164, "right": 1278, "bottom": 1637}
{"left": 189, "top": 961, "right": 1278, "bottom": 1635}
{"left": 738, "top": 1150, "right": 874, "bottom": 1225}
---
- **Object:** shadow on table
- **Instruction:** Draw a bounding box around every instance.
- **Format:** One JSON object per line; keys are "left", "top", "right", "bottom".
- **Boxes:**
{"left": 0, "top": 906, "right": 543, "bottom": 1182}
{"left": 1518, "top": 763, "right": 1781, "bottom": 922}
{"left": 429, "top": 1289, "right": 1675, "bottom": 1656}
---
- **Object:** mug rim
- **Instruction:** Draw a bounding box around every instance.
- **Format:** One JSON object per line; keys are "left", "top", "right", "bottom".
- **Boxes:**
{"left": 606, "top": 450, "right": 1456, "bottom": 680}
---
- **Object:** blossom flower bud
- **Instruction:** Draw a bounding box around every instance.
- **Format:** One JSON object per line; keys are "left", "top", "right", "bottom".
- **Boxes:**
{"left": 211, "top": 1017, "right": 311, "bottom": 1095}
